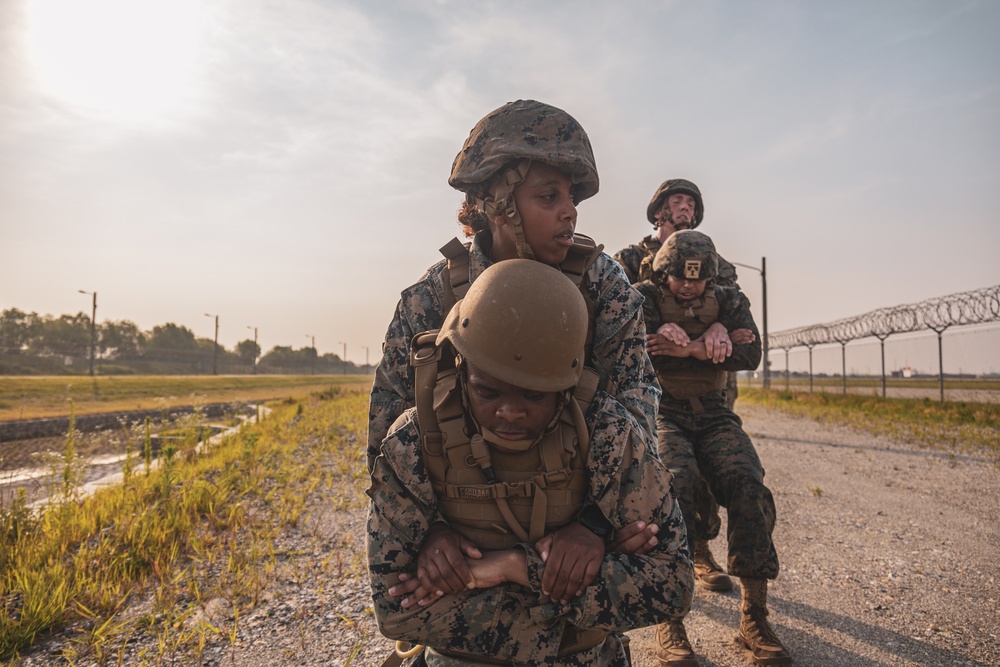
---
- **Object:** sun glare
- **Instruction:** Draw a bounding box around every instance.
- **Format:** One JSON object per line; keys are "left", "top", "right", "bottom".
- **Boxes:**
{"left": 26, "top": 0, "right": 210, "bottom": 122}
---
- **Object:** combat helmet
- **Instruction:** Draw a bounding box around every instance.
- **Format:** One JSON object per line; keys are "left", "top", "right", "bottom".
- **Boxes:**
{"left": 437, "top": 259, "right": 587, "bottom": 392}
{"left": 646, "top": 178, "right": 705, "bottom": 228}
{"left": 448, "top": 100, "right": 599, "bottom": 259}
{"left": 652, "top": 229, "right": 718, "bottom": 281}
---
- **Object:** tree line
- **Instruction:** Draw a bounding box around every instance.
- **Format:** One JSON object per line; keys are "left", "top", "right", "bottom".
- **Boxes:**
{"left": 0, "top": 308, "right": 369, "bottom": 375}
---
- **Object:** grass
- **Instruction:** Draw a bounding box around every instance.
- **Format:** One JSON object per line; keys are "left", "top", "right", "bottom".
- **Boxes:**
{"left": 739, "top": 387, "right": 1000, "bottom": 458}
{"left": 0, "top": 375, "right": 372, "bottom": 421}
{"left": 0, "top": 388, "right": 371, "bottom": 663}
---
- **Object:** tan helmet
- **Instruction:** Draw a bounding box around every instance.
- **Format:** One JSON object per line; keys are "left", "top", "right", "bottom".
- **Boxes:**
{"left": 646, "top": 178, "right": 705, "bottom": 228}
{"left": 436, "top": 259, "right": 587, "bottom": 392}
{"left": 449, "top": 100, "right": 600, "bottom": 202}
{"left": 652, "top": 230, "right": 719, "bottom": 281}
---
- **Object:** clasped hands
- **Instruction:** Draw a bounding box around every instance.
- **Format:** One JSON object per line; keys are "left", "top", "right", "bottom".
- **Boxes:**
{"left": 647, "top": 321, "right": 755, "bottom": 363}
{"left": 388, "top": 518, "right": 659, "bottom": 608}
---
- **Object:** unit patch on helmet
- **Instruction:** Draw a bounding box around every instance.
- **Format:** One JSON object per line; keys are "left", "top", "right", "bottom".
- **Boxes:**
{"left": 684, "top": 260, "right": 702, "bottom": 279}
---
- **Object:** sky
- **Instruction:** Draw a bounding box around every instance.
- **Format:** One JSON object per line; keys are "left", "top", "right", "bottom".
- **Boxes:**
{"left": 1, "top": 0, "right": 998, "bottom": 369}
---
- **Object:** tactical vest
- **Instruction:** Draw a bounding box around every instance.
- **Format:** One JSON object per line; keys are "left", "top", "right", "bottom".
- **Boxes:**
{"left": 655, "top": 287, "right": 727, "bottom": 400}
{"left": 410, "top": 331, "right": 598, "bottom": 550}
{"left": 635, "top": 236, "right": 662, "bottom": 283}
{"left": 438, "top": 234, "right": 602, "bottom": 369}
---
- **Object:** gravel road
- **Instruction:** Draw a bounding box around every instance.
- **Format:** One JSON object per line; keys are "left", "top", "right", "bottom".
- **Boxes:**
{"left": 16, "top": 403, "right": 1000, "bottom": 667}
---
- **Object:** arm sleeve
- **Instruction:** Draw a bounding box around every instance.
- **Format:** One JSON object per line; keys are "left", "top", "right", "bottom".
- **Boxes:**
{"left": 367, "top": 268, "right": 447, "bottom": 471}
{"left": 520, "top": 418, "right": 693, "bottom": 633}
{"left": 715, "top": 287, "right": 762, "bottom": 372}
{"left": 588, "top": 257, "right": 661, "bottom": 448}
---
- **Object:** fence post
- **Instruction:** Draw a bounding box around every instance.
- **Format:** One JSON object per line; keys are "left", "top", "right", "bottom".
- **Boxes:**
{"left": 807, "top": 345, "right": 814, "bottom": 393}
{"left": 876, "top": 334, "right": 889, "bottom": 399}
{"left": 785, "top": 349, "right": 790, "bottom": 391}
{"left": 932, "top": 327, "right": 949, "bottom": 402}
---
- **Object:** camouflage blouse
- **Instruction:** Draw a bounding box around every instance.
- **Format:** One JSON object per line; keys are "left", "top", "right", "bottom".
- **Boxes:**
{"left": 367, "top": 391, "right": 693, "bottom": 666}
{"left": 367, "top": 230, "right": 660, "bottom": 470}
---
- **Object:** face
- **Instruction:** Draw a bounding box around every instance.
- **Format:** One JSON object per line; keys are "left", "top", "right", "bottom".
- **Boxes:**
{"left": 666, "top": 274, "right": 707, "bottom": 301}
{"left": 493, "top": 162, "right": 577, "bottom": 265}
{"left": 465, "top": 364, "right": 560, "bottom": 442}
{"left": 655, "top": 193, "right": 696, "bottom": 235}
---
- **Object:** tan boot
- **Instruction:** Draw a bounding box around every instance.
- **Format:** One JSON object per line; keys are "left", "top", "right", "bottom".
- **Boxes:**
{"left": 737, "top": 578, "right": 793, "bottom": 665}
{"left": 654, "top": 620, "right": 699, "bottom": 666}
{"left": 692, "top": 540, "right": 733, "bottom": 591}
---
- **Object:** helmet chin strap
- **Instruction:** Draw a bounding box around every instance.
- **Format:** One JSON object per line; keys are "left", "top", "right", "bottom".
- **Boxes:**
{"left": 478, "top": 159, "right": 534, "bottom": 260}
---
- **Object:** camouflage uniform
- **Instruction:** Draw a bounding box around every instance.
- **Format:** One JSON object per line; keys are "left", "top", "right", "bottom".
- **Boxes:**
{"left": 368, "top": 229, "right": 660, "bottom": 471}
{"left": 634, "top": 278, "right": 777, "bottom": 579}
{"left": 613, "top": 237, "right": 739, "bottom": 547}
{"left": 367, "top": 391, "right": 693, "bottom": 666}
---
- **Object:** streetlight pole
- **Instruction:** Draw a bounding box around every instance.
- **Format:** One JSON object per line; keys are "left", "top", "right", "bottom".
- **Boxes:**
{"left": 247, "top": 326, "right": 258, "bottom": 375}
{"left": 731, "top": 258, "right": 769, "bottom": 389}
{"left": 78, "top": 290, "right": 97, "bottom": 376}
{"left": 363, "top": 345, "right": 370, "bottom": 370}
{"left": 339, "top": 341, "right": 347, "bottom": 375}
{"left": 305, "top": 335, "right": 315, "bottom": 375}
{"left": 204, "top": 313, "right": 219, "bottom": 375}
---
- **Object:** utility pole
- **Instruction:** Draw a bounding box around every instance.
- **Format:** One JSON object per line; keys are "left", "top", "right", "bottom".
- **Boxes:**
{"left": 247, "top": 325, "right": 258, "bottom": 375}
{"left": 339, "top": 341, "right": 347, "bottom": 375}
{"left": 363, "top": 345, "right": 370, "bottom": 370}
{"left": 306, "top": 335, "right": 315, "bottom": 375}
{"left": 731, "top": 258, "right": 769, "bottom": 389}
{"left": 204, "top": 313, "right": 219, "bottom": 375}
{"left": 78, "top": 290, "right": 97, "bottom": 376}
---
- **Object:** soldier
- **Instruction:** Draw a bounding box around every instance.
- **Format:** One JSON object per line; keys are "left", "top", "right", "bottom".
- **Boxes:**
{"left": 613, "top": 179, "right": 740, "bottom": 594}
{"left": 635, "top": 230, "right": 791, "bottom": 666}
{"left": 367, "top": 260, "right": 693, "bottom": 666}
{"left": 368, "top": 100, "right": 659, "bottom": 474}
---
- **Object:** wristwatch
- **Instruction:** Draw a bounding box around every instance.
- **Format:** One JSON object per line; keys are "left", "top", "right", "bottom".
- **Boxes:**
{"left": 578, "top": 504, "right": 612, "bottom": 540}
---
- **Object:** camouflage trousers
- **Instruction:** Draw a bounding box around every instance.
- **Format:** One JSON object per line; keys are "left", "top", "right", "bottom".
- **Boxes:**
{"left": 656, "top": 392, "right": 779, "bottom": 579}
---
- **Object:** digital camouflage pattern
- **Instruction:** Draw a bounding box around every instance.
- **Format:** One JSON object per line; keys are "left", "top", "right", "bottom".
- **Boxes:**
{"left": 645, "top": 179, "right": 704, "bottom": 227}
{"left": 367, "top": 230, "right": 660, "bottom": 471}
{"left": 449, "top": 100, "right": 600, "bottom": 203}
{"left": 366, "top": 391, "right": 694, "bottom": 666}
{"left": 652, "top": 230, "right": 719, "bottom": 281}
{"left": 636, "top": 279, "right": 778, "bottom": 579}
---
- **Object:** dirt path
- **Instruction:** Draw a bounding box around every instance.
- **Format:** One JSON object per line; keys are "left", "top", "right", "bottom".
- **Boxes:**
{"left": 16, "top": 403, "right": 1000, "bottom": 666}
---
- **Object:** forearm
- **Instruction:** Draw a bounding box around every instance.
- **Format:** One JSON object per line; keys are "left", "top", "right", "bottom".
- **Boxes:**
{"left": 597, "top": 310, "right": 660, "bottom": 446}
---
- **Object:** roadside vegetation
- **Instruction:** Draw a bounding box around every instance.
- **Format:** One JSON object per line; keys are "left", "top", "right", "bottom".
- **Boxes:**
{"left": 0, "top": 375, "right": 371, "bottom": 421}
{"left": 740, "top": 388, "right": 1000, "bottom": 459}
{"left": 0, "top": 388, "right": 369, "bottom": 663}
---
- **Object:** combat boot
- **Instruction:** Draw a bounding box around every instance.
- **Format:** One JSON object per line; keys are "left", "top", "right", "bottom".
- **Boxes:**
{"left": 692, "top": 539, "right": 733, "bottom": 591}
{"left": 737, "top": 578, "right": 792, "bottom": 665}
{"left": 654, "top": 620, "right": 699, "bottom": 666}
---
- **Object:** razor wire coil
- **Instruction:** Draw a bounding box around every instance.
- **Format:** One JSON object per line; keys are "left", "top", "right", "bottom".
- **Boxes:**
{"left": 768, "top": 284, "right": 1000, "bottom": 350}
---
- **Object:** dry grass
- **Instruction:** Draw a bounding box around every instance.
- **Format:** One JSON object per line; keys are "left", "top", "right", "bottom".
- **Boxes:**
{"left": 0, "top": 375, "right": 372, "bottom": 421}
{"left": 0, "top": 389, "right": 370, "bottom": 663}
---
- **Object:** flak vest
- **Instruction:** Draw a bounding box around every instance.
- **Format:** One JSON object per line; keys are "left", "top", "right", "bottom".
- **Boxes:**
{"left": 635, "top": 237, "right": 662, "bottom": 284}
{"left": 656, "top": 287, "right": 727, "bottom": 409}
{"left": 438, "top": 234, "right": 602, "bottom": 369}
{"left": 408, "top": 334, "right": 609, "bottom": 659}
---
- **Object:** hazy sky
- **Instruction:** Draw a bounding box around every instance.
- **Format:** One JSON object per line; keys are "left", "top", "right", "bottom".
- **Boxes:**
{"left": 1, "top": 0, "right": 998, "bottom": 366}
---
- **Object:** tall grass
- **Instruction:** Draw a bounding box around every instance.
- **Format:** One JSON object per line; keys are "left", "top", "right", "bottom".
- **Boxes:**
{"left": 740, "top": 388, "right": 1000, "bottom": 458}
{"left": 0, "top": 389, "right": 370, "bottom": 663}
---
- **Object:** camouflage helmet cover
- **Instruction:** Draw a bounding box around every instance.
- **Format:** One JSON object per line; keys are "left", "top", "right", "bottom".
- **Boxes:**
{"left": 653, "top": 229, "right": 719, "bottom": 281}
{"left": 448, "top": 100, "right": 600, "bottom": 203}
{"left": 437, "top": 259, "right": 587, "bottom": 392}
{"left": 646, "top": 178, "right": 705, "bottom": 227}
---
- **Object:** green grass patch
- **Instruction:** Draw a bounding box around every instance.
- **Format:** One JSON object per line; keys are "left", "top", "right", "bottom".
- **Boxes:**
{"left": 0, "top": 375, "right": 372, "bottom": 421}
{"left": 740, "top": 388, "right": 1000, "bottom": 458}
{"left": 0, "top": 389, "right": 370, "bottom": 662}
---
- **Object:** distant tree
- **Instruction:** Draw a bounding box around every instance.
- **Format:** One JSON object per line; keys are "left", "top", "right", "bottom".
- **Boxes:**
{"left": 236, "top": 339, "right": 261, "bottom": 369}
{"left": 1, "top": 308, "right": 39, "bottom": 354}
{"left": 29, "top": 312, "right": 91, "bottom": 357}
{"left": 146, "top": 323, "right": 198, "bottom": 361}
{"left": 99, "top": 319, "right": 146, "bottom": 359}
